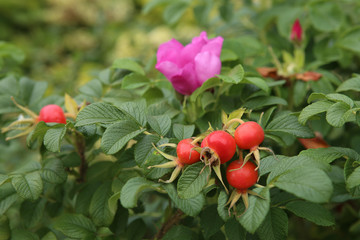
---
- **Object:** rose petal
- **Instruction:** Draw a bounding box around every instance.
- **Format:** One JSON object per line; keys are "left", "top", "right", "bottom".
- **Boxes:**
{"left": 201, "top": 36, "right": 224, "bottom": 57}
{"left": 170, "top": 63, "right": 199, "bottom": 95}
{"left": 156, "top": 39, "right": 183, "bottom": 66}
{"left": 156, "top": 61, "right": 180, "bottom": 80}
{"left": 194, "top": 51, "right": 221, "bottom": 84}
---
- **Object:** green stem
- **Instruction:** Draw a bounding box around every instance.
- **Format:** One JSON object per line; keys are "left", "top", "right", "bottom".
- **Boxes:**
{"left": 75, "top": 131, "right": 87, "bottom": 183}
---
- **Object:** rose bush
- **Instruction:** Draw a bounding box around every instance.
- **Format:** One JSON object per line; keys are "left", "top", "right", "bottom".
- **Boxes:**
{"left": 155, "top": 31, "right": 223, "bottom": 95}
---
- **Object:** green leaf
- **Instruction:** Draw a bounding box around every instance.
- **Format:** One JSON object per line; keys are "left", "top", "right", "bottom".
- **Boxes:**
{"left": 21, "top": 199, "right": 47, "bottom": 228}
{"left": 0, "top": 216, "right": 10, "bottom": 240}
{"left": 224, "top": 218, "right": 246, "bottom": 240}
{"left": 298, "top": 101, "right": 333, "bottom": 124}
{"left": 326, "top": 93, "right": 354, "bottom": 107}
{"left": 163, "top": 183, "right": 205, "bottom": 217}
{"left": 347, "top": 166, "right": 360, "bottom": 189}
{"left": 54, "top": 214, "right": 96, "bottom": 239}
{"left": 177, "top": 162, "right": 210, "bottom": 199}
{"left": 112, "top": 58, "right": 145, "bottom": 75}
{"left": 101, "top": 120, "right": 146, "bottom": 154}
{"left": 200, "top": 204, "right": 224, "bottom": 238}
{"left": 12, "top": 171, "right": 43, "bottom": 201}
{"left": 299, "top": 147, "right": 360, "bottom": 163}
{"left": 190, "top": 77, "right": 221, "bottom": 102}
{"left": 273, "top": 167, "right": 333, "bottom": 203}
{"left": 163, "top": 1, "right": 189, "bottom": 25}
{"left": 257, "top": 208, "right": 288, "bottom": 240}
{"left": 337, "top": 77, "right": 360, "bottom": 92}
{"left": 285, "top": 201, "right": 335, "bottom": 226}
{"left": 244, "top": 77, "right": 269, "bottom": 92}
{"left": 122, "top": 73, "right": 150, "bottom": 89}
{"left": 338, "top": 27, "right": 360, "bottom": 54}
{"left": 89, "top": 182, "right": 114, "bottom": 227}
{"left": 173, "top": 123, "right": 195, "bottom": 140}
{"left": 147, "top": 115, "right": 171, "bottom": 136}
{"left": 345, "top": 158, "right": 360, "bottom": 196}
{"left": 120, "top": 177, "right": 160, "bottom": 208}
{"left": 0, "top": 174, "right": 8, "bottom": 186}
{"left": 309, "top": 1, "right": 343, "bottom": 32}
{"left": 75, "top": 102, "right": 125, "bottom": 127}
{"left": 326, "top": 102, "right": 351, "bottom": 127}
{"left": 40, "top": 231, "right": 57, "bottom": 240}
{"left": 79, "top": 79, "right": 103, "bottom": 98}
{"left": 118, "top": 100, "right": 147, "bottom": 127}
{"left": 41, "top": 158, "right": 67, "bottom": 184}
{"left": 11, "top": 229, "right": 39, "bottom": 240}
{"left": 266, "top": 112, "right": 314, "bottom": 138}
{"left": 19, "top": 78, "right": 48, "bottom": 107}
{"left": 238, "top": 187, "right": 270, "bottom": 234}
{"left": 0, "top": 41, "right": 25, "bottom": 63}
{"left": 217, "top": 64, "right": 244, "bottom": 84}
{"left": 27, "top": 121, "right": 51, "bottom": 146}
{"left": 126, "top": 219, "right": 146, "bottom": 240}
{"left": 217, "top": 190, "right": 230, "bottom": 221}
{"left": 162, "top": 225, "right": 194, "bottom": 240}
{"left": 243, "top": 96, "right": 287, "bottom": 110}
{"left": 43, "top": 125, "right": 66, "bottom": 152}
{"left": 0, "top": 183, "right": 18, "bottom": 215}
{"left": 134, "top": 135, "right": 161, "bottom": 166}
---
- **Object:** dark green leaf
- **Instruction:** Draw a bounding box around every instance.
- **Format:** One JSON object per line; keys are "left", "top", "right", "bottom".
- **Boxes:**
{"left": 309, "top": 1, "right": 343, "bottom": 32}
{"left": 118, "top": 100, "right": 147, "bottom": 127}
{"left": 41, "top": 158, "right": 67, "bottom": 184}
{"left": 75, "top": 102, "right": 125, "bottom": 127}
{"left": 238, "top": 187, "right": 270, "bottom": 234}
{"left": 54, "top": 214, "right": 96, "bottom": 239}
{"left": 244, "top": 77, "right": 269, "bottom": 92}
{"left": 337, "top": 77, "right": 360, "bottom": 92}
{"left": 148, "top": 115, "right": 171, "bottom": 136}
{"left": 162, "top": 225, "right": 194, "bottom": 240}
{"left": 326, "top": 102, "right": 351, "bottom": 127}
{"left": 218, "top": 64, "right": 244, "bottom": 84}
{"left": 43, "top": 125, "right": 66, "bottom": 152}
{"left": 338, "top": 28, "right": 360, "bottom": 54}
{"left": 21, "top": 199, "right": 47, "bottom": 228}
{"left": 11, "top": 229, "right": 39, "bottom": 240}
{"left": 285, "top": 201, "right": 335, "bottom": 226}
{"left": 79, "top": 79, "right": 103, "bottom": 98}
{"left": 101, "top": 120, "right": 146, "bottom": 154}
{"left": 217, "top": 190, "right": 230, "bottom": 221}
{"left": 257, "top": 208, "right": 288, "bottom": 240}
{"left": 190, "top": 78, "right": 221, "bottom": 102}
{"left": 122, "top": 73, "right": 150, "bottom": 89}
{"left": 177, "top": 162, "right": 210, "bottom": 199}
{"left": 200, "top": 205, "right": 224, "bottom": 238}
{"left": 12, "top": 171, "right": 43, "bottom": 201}
{"left": 0, "top": 183, "right": 18, "bottom": 215}
{"left": 298, "top": 101, "right": 333, "bottom": 124}
{"left": 89, "top": 182, "right": 114, "bottom": 226}
{"left": 347, "top": 166, "right": 360, "bottom": 189}
{"left": 243, "top": 96, "right": 287, "bottom": 110}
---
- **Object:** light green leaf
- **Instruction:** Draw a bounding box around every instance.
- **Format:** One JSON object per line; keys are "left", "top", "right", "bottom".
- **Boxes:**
{"left": 89, "top": 182, "right": 114, "bottom": 226}
{"left": 326, "top": 102, "right": 351, "bottom": 127}
{"left": 163, "top": 1, "right": 189, "bottom": 25}
{"left": 286, "top": 201, "right": 335, "bottom": 226}
{"left": 163, "top": 183, "right": 205, "bottom": 217}
{"left": 75, "top": 102, "right": 125, "bottom": 127}
{"left": 0, "top": 174, "right": 8, "bottom": 186}
{"left": 243, "top": 96, "right": 287, "bottom": 110}
{"left": 338, "top": 27, "right": 360, "bottom": 54}
{"left": 173, "top": 123, "right": 195, "bottom": 140}
{"left": 79, "top": 79, "right": 103, "bottom": 98}
{"left": 112, "top": 58, "right": 145, "bottom": 75}
{"left": 244, "top": 77, "right": 269, "bottom": 92}
{"left": 218, "top": 64, "right": 244, "bottom": 84}
{"left": 337, "top": 77, "right": 360, "bottom": 92}
{"left": 347, "top": 166, "right": 360, "bottom": 189}
{"left": 54, "top": 214, "right": 96, "bottom": 239}
{"left": 273, "top": 167, "right": 333, "bottom": 203}
{"left": 41, "top": 231, "right": 57, "bottom": 240}
{"left": 309, "top": 1, "right": 343, "bottom": 32}
{"left": 326, "top": 93, "right": 354, "bottom": 108}
{"left": 12, "top": 171, "right": 43, "bottom": 201}
{"left": 120, "top": 177, "right": 160, "bottom": 208}
{"left": 299, "top": 147, "right": 360, "bottom": 163}
{"left": 118, "top": 100, "right": 147, "bottom": 127}
{"left": 257, "top": 208, "right": 288, "bottom": 240}
{"left": 238, "top": 187, "right": 270, "bottom": 234}
{"left": 43, "top": 125, "right": 66, "bottom": 152}
{"left": 266, "top": 112, "right": 314, "bottom": 138}
{"left": 177, "top": 162, "right": 210, "bottom": 199}
{"left": 101, "top": 120, "right": 146, "bottom": 154}
{"left": 147, "top": 115, "right": 171, "bottom": 136}
{"left": 41, "top": 158, "right": 67, "bottom": 184}
{"left": 122, "top": 73, "right": 150, "bottom": 89}
{"left": 190, "top": 77, "right": 221, "bottom": 102}
{"left": 298, "top": 101, "right": 333, "bottom": 124}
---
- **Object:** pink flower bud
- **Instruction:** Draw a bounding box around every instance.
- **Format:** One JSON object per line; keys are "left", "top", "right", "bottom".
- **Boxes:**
{"left": 156, "top": 32, "right": 223, "bottom": 95}
{"left": 290, "top": 19, "right": 302, "bottom": 43}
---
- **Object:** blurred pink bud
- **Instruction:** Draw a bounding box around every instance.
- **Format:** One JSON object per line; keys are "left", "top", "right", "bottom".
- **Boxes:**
{"left": 156, "top": 32, "right": 223, "bottom": 95}
{"left": 290, "top": 19, "right": 302, "bottom": 43}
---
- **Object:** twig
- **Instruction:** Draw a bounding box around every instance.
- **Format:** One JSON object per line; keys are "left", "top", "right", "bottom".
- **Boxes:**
{"left": 153, "top": 210, "right": 184, "bottom": 240}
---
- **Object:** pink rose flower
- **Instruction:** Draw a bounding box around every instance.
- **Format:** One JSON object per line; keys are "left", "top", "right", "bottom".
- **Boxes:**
{"left": 290, "top": 19, "right": 303, "bottom": 43}
{"left": 156, "top": 32, "right": 223, "bottom": 95}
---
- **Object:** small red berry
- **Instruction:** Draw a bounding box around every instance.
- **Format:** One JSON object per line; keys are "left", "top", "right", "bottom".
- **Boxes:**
{"left": 234, "top": 121, "right": 264, "bottom": 150}
{"left": 201, "top": 130, "right": 236, "bottom": 164}
{"left": 38, "top": 104, "right": 66, "bottom": 124}
{"left": 226, "top": 159, "right": 258, "bottom": 190}
{"left": 176, "top": 139, "right": 200, "bottom": 165}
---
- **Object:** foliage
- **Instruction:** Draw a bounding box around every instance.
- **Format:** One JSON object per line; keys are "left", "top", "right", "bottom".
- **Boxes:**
{"left": 1, "top": 0, "right": 360, "bottom": 239}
